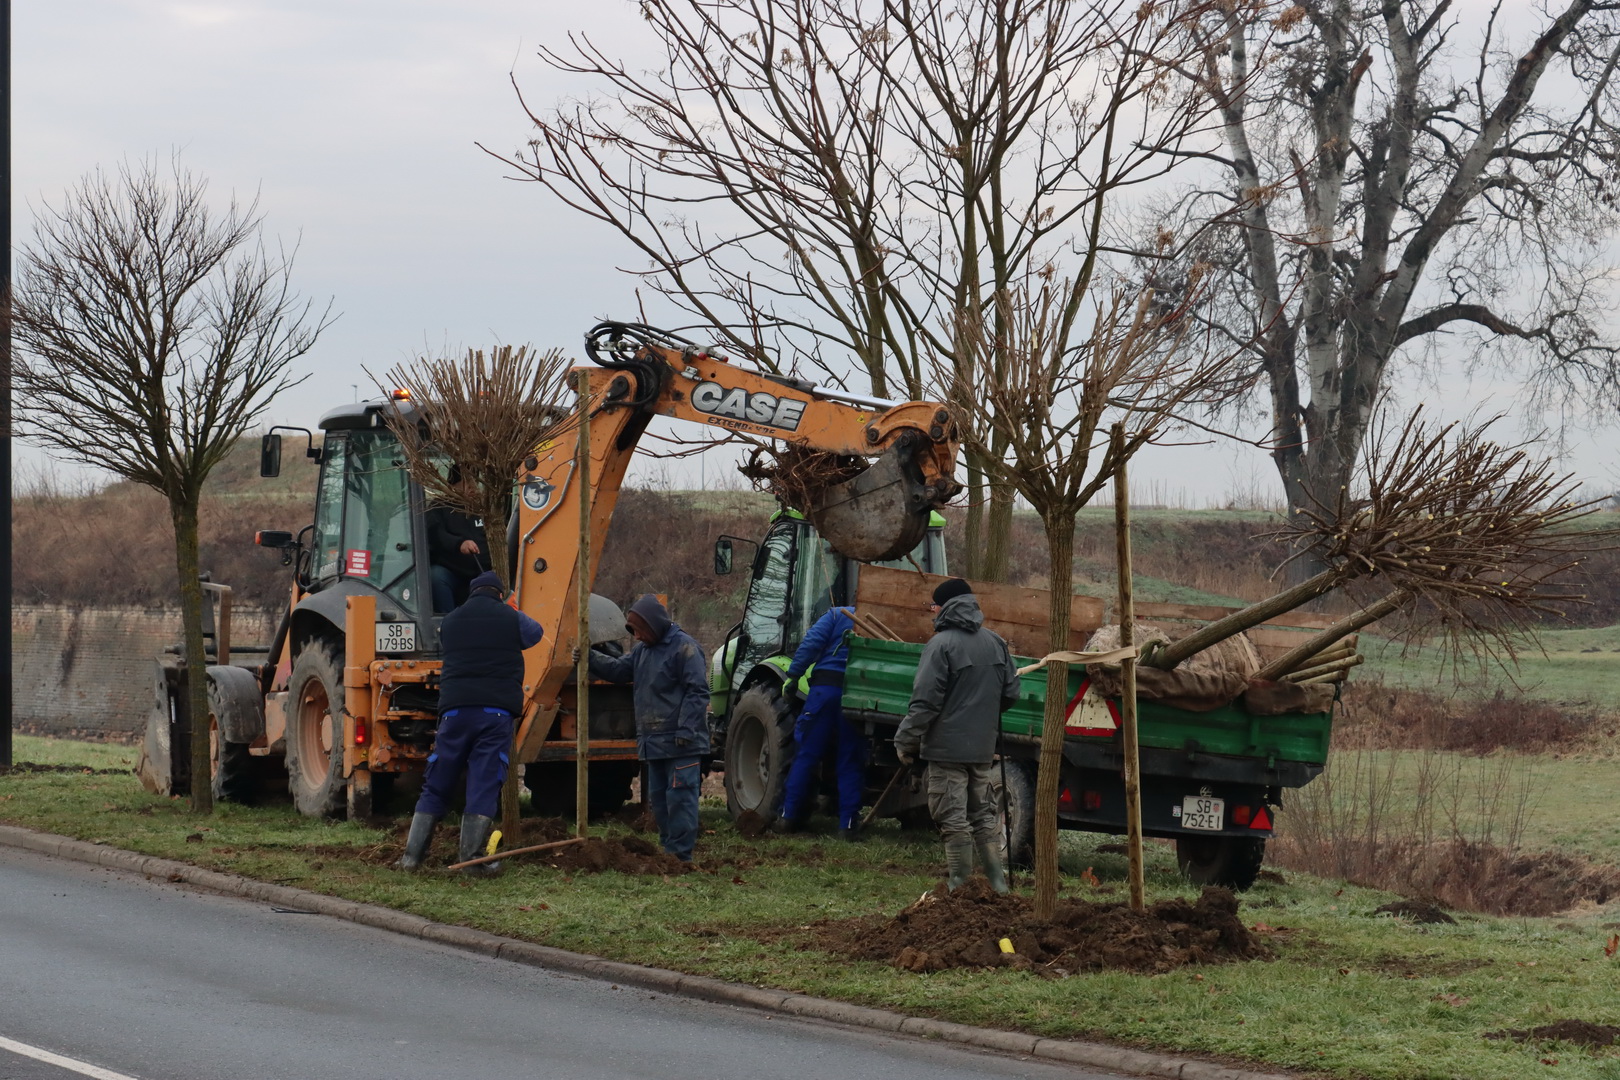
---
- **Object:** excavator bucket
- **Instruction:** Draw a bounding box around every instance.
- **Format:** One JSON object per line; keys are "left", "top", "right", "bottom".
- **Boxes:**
{"left": 808, "top": 439, "right": 934, "bottom": 562}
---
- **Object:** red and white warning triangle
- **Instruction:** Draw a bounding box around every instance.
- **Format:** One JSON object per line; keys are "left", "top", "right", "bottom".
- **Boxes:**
{"left": 1063, "top": 678, "right": 1122, "bottom": 737}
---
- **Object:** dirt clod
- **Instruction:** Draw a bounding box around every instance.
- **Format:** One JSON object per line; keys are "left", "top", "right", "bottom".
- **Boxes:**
{"left": 1374, "top": 899, "right": 1457, "bottom": 925}
{"left": 1485, "top": 1020, "right": 1620, "bottom": 1047}
{"left": 815, "top": 880, "right": 1269, "bottom": 975}
{"left": 735, "top": 810, "right": 769, "bottom": 839}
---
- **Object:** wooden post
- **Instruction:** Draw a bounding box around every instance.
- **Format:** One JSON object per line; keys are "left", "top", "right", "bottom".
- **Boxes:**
{"left": 1112, "top": 424, "right": 1144, "bottom": 912}
{"left": 574, "top": 370, "right": 592, "bottom": 839}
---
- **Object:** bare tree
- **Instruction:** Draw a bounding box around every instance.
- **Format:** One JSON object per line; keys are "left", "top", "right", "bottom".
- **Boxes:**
{"left": 375, "top": 344, "right": 579, "bottom": 593}
{"left": 488, "top": 0, "right": 1245, "bottom": 580}
{"left": 1153, "top": 2, "right": 1620, "bottom": 565}
{"left": 12, "top": 158, "right": 328, "bottom": 813}
{"left": 945, "top": 266, "right": 1232, "bottom": 917}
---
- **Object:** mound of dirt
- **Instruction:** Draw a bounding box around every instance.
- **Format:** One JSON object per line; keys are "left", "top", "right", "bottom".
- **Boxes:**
{"left": 816, "top": 880, "right": 1269, "bottom": 975}
{"left": 1486, "top": 1020, "right": 1620, "bottom": 1047}
{"left": 735, "top": 810, "right": 769, "bottom": 838}
{"left": 541, "top": 835, "right": 693, "bottom": 876}
{"left": 1374, "top": 899, "right": 1457, "bottom": 925}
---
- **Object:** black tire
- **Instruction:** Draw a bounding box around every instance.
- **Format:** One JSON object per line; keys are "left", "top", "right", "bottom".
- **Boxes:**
{"left": 524, "top": 761, "right": 639, "bottom": 819}
{"left": 995, "top": 758, "right": 1037, "bottom": 869}
{"left": 208, "top": 666, "right": 267, "bottom": 805}
{"left": 284, "top": 640, "right": 347, "bottom": 818}
{"left": 1175, "top": 835, "right": 1266, "bottom": 891}
{"left": 723, "top": 684, "right": 796, "bottom": 822}
{"left": 210, "top": 735, "right": 260, "bottom": 805}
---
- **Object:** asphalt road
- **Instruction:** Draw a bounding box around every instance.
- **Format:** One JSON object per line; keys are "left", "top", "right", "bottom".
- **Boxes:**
{"left": 0, "top": 847, "right": 1126, "bottom": 1080}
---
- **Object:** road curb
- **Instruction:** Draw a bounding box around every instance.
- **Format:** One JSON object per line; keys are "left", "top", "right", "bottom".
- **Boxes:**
{"left": 0, "top": 824, "right": 1296, "bottom": 1080}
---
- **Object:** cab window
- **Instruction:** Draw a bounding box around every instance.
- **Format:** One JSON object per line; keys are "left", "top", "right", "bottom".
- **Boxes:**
{"left": 311, "top": 437, "right": 347, "bottom": 586}
{"left": 740, "top": 523, "right": 794, "bottom": 660}
{"left": 340, "top": 431, "right": 419, "bottom": 612}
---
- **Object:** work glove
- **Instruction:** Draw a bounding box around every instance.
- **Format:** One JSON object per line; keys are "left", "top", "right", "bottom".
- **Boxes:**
{"left": 896, "top": 748, "right": 917, "bottom": 767}
{"left": 782, "top": 678, "right": 804, "bottom": 705}
{"left": 571, "top": 646, "right": 582, "bottom": 664}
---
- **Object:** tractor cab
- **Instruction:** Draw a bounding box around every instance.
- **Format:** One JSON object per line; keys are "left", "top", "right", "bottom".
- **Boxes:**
{"left": 708, "top": 508, "right": 947, "bottom": 736}
{"left": 260, "top": 399, "right": 449, "bottom": 659}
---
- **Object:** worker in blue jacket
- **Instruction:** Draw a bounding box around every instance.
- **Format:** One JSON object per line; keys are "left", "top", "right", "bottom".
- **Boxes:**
{"left": 773, "top": 605, "right": 867, "bottom": 839}
{"left": 589, "top": 595, "right": 711, "bottom": 862}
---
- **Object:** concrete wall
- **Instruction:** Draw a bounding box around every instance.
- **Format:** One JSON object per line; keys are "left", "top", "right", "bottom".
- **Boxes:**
{"left": 14, "top": 606, "right": 276, "bottom": 741}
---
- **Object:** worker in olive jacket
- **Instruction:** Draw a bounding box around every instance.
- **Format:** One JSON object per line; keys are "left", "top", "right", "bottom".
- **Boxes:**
{"left": 893, "top": 578, "right": 1021, "bottom": 892}
{"left": 589, "top": 595, "right": 711, "bottom": 862}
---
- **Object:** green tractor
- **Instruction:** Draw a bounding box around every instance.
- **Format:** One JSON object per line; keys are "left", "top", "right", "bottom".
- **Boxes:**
{"left": 708, "top": 508, "right": 947, "bottom": 825}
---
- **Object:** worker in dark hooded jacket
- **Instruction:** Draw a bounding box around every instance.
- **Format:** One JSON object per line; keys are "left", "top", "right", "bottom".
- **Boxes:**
{"left": 893, "top": 578, "right": 1021, "bottom": 892}
{"left": 589, "top": 595, "right": 711, "bottom": 862}
{"left": 396, "top": 570, "right": 543, "bottom": 876}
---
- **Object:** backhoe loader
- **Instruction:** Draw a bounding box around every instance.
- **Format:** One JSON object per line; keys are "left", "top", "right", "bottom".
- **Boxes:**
{"left": 137, "top": 322, "right": 961, "bottom": 818}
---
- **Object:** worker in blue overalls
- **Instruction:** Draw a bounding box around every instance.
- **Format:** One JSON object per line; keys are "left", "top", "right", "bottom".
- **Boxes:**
{"left": 773, "top": 605, "right": 867, "bottom": 840}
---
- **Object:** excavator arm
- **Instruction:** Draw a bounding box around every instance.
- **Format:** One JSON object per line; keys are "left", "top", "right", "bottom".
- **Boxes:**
{"left": 510, "top": 322, "right": 960, "bottom": 758}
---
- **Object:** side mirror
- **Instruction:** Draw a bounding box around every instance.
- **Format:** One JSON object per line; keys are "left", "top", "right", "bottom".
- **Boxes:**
{"left": 259, "top": 433, "right": 283, "bottom": 478}
{"left": 713, "top": 538, "right": 734, "bottom": 576}
{"left": 255, "top": 530, "right": 295, "bottom": 549}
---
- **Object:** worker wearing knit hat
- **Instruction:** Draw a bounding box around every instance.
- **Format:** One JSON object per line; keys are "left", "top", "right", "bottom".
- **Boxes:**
{"left": 930, "top": 577, "right": 973, "bottom": 608}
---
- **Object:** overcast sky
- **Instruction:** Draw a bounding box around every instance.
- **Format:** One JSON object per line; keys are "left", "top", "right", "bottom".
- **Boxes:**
{"left": 13, "top": 1, "right": 1619, "bottom": 503}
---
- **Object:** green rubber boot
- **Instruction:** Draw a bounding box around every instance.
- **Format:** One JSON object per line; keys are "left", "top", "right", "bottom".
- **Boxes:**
{"left": 393, "top": 812, "right": 437, "bottom": 871}
{"left": 458, "top": 814, "right": 501, "bottom": 877}
{"left": 977, "top": 840, "right": 1010, "bottom": 894}
{"left": 944, "top": 838, "right": 975, "bottom": 892}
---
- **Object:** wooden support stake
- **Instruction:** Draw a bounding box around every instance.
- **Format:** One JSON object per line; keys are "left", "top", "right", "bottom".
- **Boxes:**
{"left": 448, "top": 835, "right": 585, "bottom": 872}
{"left": 1112, "top": 424, "right": 1145, "bottom": 913}
{"left": 575, "top": 370, "right": 592, "bottom": 840}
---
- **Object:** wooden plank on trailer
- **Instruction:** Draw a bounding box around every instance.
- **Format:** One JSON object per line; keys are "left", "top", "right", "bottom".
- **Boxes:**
{"left": 1134, "top": 600, "right": 1341, "bottom": 632}
{"left": 855, "top": 566, "right": 1106, "bottom": 655}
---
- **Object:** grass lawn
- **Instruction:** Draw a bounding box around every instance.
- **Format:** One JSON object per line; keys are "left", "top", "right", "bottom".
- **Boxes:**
{"left": 8, "top": 736, "right": 1620, "bottom": 1078}
{"left": 1361, "top": 626, "right": 1620, "bottom": 710}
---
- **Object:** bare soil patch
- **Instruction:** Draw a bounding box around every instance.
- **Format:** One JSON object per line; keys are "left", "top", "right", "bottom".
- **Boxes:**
{"left": 1374, "top": 899, "right": 1456, "bottom": 924}
{"left": 809, "top": 880, "right": 1269, "bottom": 975}
{"left": 1485, "top": 1020, "right": 1620, "bottom": 1047}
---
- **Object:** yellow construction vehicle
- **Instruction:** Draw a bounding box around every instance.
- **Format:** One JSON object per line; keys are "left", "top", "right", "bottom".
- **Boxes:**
{"left": 138, "top": 322, "right": 960, "bottom": 817}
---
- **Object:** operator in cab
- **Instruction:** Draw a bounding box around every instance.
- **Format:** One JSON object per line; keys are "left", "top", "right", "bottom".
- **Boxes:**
{"left": 893, "top": 578, "right": 1020, "bottom": 893}
{"left": 588, "top": 595, "right": 711, "bottom": 863}
{"left": 773, "top": 605, "right": 867, "bottom": 840}
{"left": 426, "top": 464, "right": 490, "bottom": 613}
{"left": 396, "top": 570, "right": 543, "bottom": 876}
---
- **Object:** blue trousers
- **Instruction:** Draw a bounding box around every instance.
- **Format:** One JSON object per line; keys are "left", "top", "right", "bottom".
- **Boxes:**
{"left": 431, "top": 564, "right": 471, "bottom": 613}
{"left": 646, "top": 755, "right": 702, "bottom": 862}
{"left": 415, "top": 707, "right": 512, "bottom": 819}
{"left": 781, "top": 684, "right": 867, "bottom": 829}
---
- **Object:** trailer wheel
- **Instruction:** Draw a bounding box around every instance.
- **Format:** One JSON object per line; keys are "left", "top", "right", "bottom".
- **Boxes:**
{"left": 208, "top": 666, "right": 267, "bottom": 805}
{"left": 995, "top": 758, "right": 1037, "bottom": 870}
{"left": 284, "top": 640, "right": 347, "bottom": 818}
{"left": 1175, "top": 835, "right": 1266, "bottom": 891}
{"left": 724, "top": 685, "right": 795, "bottom": 822}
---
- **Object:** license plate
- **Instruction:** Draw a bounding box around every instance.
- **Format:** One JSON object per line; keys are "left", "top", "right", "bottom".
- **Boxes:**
{"left": 375, "top": 622, "right": 416, "bottom": 654}
{"left": 1181, "top": 795, "right": 1225, "bottom": 831}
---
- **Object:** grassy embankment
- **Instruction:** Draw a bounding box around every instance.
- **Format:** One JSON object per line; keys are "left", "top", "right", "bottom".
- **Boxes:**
{"left": 7, "top": 734, "right": 1620, "bottom": 1080}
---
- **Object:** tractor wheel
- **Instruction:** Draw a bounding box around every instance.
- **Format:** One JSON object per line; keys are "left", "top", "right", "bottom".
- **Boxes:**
{"left": 723, "top": 684, "right": 795, "bottom": 822}
{"left": 995, "top": 758, "right": 1037, "bottom": 870}
{"left": 1175, "top": 835, "right": 1266, "bottom": 891}
{"left": 207, "top": 666, "right": 267, "bottom": 805}
{"left": 284, "top": 640, "right": 347, "bottom": 818}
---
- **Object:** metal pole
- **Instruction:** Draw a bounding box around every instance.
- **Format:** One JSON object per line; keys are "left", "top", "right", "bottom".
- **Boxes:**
{"left": 574, "top": 371, "right": 591, "bottom": 838}
{"left": 1112, "top": 423, "right": 1143, "bottom": 911}
{"left": 1, "top": 0, "right": 13, "bottom": 768}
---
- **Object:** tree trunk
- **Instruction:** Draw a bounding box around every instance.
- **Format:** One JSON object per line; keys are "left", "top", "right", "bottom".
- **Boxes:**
{"left": 962, "top": 458, "right": 985, "bottom": 579}
{"left": 171, "top": 495, "right": 213, "bottom": 814}
{"left": 1250, "top": 589, "right": 1408, "bottom": 681}
{"left": 1147, "top": 569, "right": 1340, "bottom": 671}
{"left": 1033, "top": 509, "right": 1075, "bottom": 920}
{"left": 981, "top": 479, "right": 1014, "bottom": 583}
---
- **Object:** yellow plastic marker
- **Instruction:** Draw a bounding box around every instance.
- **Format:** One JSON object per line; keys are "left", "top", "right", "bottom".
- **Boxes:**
{"left": 998, "top": 938, "right": 1015, "bottom": 954}
{"left": 487, "top": 830, "right": 502, "bottom": 857}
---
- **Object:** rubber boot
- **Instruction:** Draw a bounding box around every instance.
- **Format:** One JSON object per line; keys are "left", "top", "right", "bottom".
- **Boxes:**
{"left": 393, "top": 812, "right": 437, "bottom": 871}
{"left": 944, "top": 838, "right": 974, "bottom": 892}
{"left": 977, "top": 840, "right": 1010, "bottom": 895}
{"left": 458, "top": 814, "right": 501, "bottom": 877}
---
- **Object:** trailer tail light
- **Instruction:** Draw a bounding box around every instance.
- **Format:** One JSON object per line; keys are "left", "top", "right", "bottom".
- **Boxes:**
{"left": 1058, "top": 786, "right": 1075, "bottom": 809}
{"left": 1251, "top": 807, "right": 1272, "bottom": 831}
{"left": 1233, "top": 805, "right": 1252, "bottom": 826}
{"left": 354, "top": 719, "right": 369, "bottom": 746}
{"left": 1082, "top": 790, "right": 1103, "bottom": 811}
